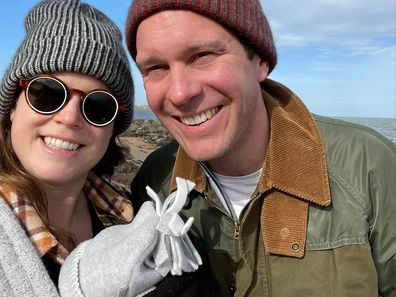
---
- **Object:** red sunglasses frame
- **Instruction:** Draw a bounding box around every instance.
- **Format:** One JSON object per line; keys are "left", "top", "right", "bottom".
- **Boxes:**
{"left": 19, "top": 76, "right": 126, "bottom": 126}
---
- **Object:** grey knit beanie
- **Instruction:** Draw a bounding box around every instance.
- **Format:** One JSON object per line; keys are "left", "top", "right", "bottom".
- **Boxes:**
{"left": 125, "top": 0, "right": 277, "bottom": 73}
{"left": 0, "top": 0, "right": 134, "bottom": 134}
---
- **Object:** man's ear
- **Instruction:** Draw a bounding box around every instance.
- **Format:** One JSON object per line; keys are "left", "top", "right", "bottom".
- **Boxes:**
{"left": 258, "top": 60, "right": 269, "bottom": 82}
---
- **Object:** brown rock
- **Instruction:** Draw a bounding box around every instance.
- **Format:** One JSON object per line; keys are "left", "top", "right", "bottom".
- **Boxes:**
{"left": 112, "top": 120, "right": 174, "bottom": 186}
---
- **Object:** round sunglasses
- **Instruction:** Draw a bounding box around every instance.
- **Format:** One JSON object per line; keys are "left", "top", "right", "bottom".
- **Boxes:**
{"left": 19, "top": 76, "right": 125, "bottom": 127}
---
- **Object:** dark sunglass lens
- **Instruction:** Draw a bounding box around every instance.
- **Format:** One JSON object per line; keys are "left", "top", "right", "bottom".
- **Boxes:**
{"left": 83, "top": 92, "right": 118, "bottom": 125}
{"left": 28, "top": 78, "right": 65, "bottom": 113}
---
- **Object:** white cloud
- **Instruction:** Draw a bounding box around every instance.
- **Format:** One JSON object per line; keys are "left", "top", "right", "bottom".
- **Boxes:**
{"left": 261, "top": 0, "right": 396, "bottom": 51}
{"left": 345, "top": 45, "right": 396, "bottom": 57}
{"left": 265, "top": 0, "right": 396, "bottom": 118}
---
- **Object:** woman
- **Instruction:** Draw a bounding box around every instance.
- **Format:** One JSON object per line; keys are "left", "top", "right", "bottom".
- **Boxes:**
{"left": 0, "top": 0, "right": 134, "bottom": 294}
{"left": 0, "top": 1, "right": 218, "bottom": 296}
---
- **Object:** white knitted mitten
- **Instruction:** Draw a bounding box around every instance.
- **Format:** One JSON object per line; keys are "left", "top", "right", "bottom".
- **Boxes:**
{"left": 59, "top": 177, "right": 201, "bottom": 297}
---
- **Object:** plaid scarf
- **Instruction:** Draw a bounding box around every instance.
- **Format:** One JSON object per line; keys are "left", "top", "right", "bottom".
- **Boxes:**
{"left": 0, "top": 172, "right": 133, "bottom": 265}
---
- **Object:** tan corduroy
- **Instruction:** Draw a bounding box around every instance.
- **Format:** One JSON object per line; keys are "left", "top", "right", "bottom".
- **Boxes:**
{"left": 169, "top": 78, "right": 331, "bottom": 258}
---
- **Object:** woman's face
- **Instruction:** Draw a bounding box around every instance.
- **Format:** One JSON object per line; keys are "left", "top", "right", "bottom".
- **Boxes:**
{"left": 10, "top": 72, "right": 114, "bottom": 186}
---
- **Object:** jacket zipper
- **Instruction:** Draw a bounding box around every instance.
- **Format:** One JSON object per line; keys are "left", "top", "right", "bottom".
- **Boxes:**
{"left": 199, "top": 161, "right": 263, "bottom": 260}
{"left": 203, "top": 194, "right": 241, "bottom": 254}
{"left": 203, "top": 194, "right": 231, "bottom": 218}
{"left": 234, "top": 221, "right": 241, "bottom": 240}
{"left": 235, "top": 192, "right": 261, "bottom": 240}
{"left": 204, "top": 190, "right": 262, "bottom": 235}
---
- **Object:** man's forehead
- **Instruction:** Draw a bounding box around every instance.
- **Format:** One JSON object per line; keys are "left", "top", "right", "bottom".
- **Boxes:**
{"left": 139, "top": 9, "right": 219, "bottom": 28}
{"left": 136, "top": 12, "right": 234, "bottom": 63}
{"left": 136, "top": 9, "right": 236, "bottom": 44}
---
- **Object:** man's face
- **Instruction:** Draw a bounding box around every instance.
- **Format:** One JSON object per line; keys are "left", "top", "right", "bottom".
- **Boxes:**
{"left": 136, "top": 10, "right": 269, "bottom": 173}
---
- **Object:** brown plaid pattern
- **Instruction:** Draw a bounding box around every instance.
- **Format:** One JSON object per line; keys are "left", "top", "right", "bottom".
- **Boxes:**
{"left": 0, "top": 172, "right": 133, "bottom": 265}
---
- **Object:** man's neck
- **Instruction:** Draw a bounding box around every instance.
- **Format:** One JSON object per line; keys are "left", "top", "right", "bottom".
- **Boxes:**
{"left": 208, "top": 97, "right": 270, "bottom": 176}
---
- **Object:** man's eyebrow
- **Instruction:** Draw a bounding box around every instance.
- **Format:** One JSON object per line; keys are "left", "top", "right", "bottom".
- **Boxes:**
{"left": 136, "top": 40, "right": 226, "bottom": 68}
{"left": 185, "top": 40, "right": 226, "bottom": 53}
{"left": 136, "top": 57, "right": 158, "bottom": 70}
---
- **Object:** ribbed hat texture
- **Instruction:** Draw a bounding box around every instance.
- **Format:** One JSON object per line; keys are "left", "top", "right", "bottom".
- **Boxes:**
{"left": 0, "top": 0, "right": 134, "bottom": 134}
{"left": 125, "top": 0, "right": 277, "bottom": 73}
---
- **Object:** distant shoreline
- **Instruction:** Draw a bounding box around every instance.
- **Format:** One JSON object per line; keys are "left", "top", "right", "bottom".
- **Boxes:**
{"left": 133, "top": 109, "right": 396, "bottom": 143}
{"left": 134, "top": 105, "right": 151, "bottom": 110}
{"left": 134, "top": 105, "right": 396, "bottom": 119}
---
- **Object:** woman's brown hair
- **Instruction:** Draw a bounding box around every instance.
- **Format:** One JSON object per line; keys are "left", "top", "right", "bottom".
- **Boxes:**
{"left": 0, "top": 113, "right": 127, "bottom": 248}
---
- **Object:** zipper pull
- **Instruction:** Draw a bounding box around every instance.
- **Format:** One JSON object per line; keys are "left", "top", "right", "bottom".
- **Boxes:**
{"left": 234, "top": 221, "right": 241, "bottom": 240}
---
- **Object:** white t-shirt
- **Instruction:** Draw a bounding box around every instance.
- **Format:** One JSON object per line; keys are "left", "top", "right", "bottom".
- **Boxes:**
{"left": 212, "top": 169, "right": 262, "bottom": 219}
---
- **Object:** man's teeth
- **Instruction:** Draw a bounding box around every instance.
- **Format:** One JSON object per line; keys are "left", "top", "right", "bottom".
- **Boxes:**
{"left": 180, "top": 107, "right": 219, "bottom": 126}
{"left": 44, "top": 137, "right": 80, "bottom": 151}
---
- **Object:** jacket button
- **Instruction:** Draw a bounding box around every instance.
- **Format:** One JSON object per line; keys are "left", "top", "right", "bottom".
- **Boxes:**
{"left": 280, "top": 227, "right": 290, "bottom": 239}
{"left": 228, "top": 284, "right": 236, "bottom": 295}
{"left": 291, "top": 242, "right": 300, "bottom": 252}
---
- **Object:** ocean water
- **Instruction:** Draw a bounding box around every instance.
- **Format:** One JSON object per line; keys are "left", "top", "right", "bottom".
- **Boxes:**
{"left": 134, "top": 109, "right": 159, "bottom": 121}
{"left": 133, "top": 109, "right": 396, "bottom": 143}
{"left": 334, "top": 117, "right": 396, "bottom": 144}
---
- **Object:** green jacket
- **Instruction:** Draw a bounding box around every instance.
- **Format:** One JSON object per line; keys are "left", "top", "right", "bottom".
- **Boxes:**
{"left": 131, "top": 79, "right": 396, "bottom": 297}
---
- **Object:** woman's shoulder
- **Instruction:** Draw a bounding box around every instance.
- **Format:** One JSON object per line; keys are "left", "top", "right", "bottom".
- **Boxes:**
{"left": 0, "top": 196, "right": 59, "bottom": 296}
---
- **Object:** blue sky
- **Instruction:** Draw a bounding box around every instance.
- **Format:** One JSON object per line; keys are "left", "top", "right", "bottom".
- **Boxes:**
{"left": 0, "top": 0, "right": 395, "bottom": 118}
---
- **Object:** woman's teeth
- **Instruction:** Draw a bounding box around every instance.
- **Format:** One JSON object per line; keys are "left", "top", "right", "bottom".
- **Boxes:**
{"left": 44, "top": 137, "right": 80, "bottom": 151}
{"left": 180, "top": 107, "right": 219, "bottom": 126}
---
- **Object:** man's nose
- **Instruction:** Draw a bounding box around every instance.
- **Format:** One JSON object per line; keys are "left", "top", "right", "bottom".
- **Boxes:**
{"left": 167, "top": 66, "right": 203, "bottom": 105}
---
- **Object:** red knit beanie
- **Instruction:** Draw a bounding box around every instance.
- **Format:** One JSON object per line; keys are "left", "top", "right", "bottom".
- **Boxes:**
{"left": 125, "top": 0, "right": 277, "bottom": 73}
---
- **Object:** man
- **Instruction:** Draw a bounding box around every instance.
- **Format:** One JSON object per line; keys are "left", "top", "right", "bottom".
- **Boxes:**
{"left": 126, "top": 1, "right": 396, "bottom": 296}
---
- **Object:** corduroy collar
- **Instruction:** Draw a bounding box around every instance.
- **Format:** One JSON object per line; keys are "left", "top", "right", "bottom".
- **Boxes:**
{"left": 169, "top": 79, "right": 331, "bottom": 207}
